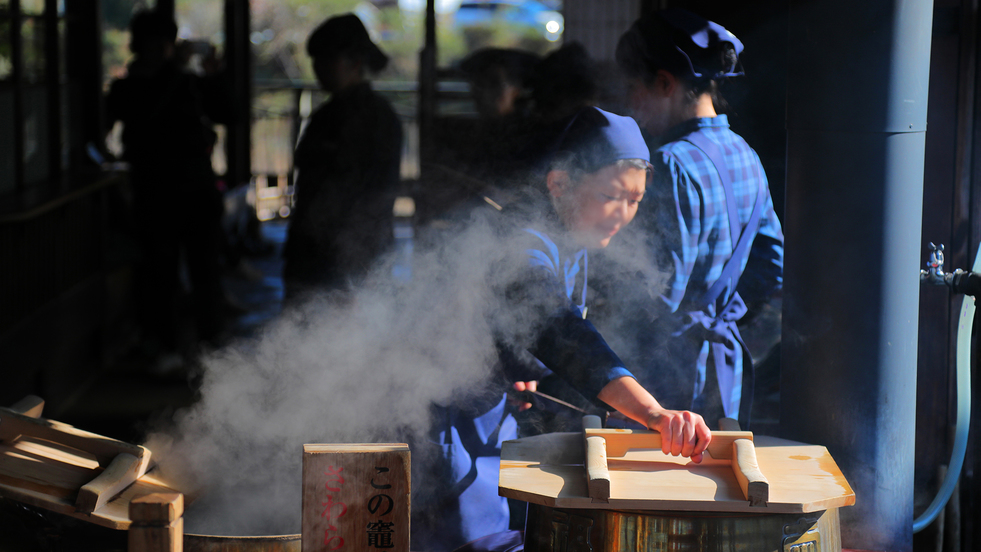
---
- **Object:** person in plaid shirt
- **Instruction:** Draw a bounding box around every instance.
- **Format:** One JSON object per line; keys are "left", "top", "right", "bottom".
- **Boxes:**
{"left": 600, "top": 9, "right": 784, "bottom": 428}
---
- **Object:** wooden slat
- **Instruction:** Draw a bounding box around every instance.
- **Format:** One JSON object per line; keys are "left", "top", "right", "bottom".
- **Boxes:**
{"left": 0, "top": 418, "right": 180, "bottom": 530}
{"left": 129, "top": 493, "right": 184, "bottom": 552}
{"left": 0, "top": 407, "right": 149, "bottom": 468}
{"left": 731, "top": 439, "right": 768, "bottom": 506}
{"left": 9, "top": 396, "right": 45, "bottom": 418}
{"left": 76, "top": 452, "right": 152, "bottom": 513}
{"left": 585, "top": 436, "right": 610, "bottom": 501}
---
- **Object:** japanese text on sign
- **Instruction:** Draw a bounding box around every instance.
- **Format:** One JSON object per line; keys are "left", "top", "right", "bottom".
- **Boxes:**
{"left": 322, "top": 466, "right": 346, "bottom": 550}
{"left": 366, "top": 466, "right": 395, "bottom": 548}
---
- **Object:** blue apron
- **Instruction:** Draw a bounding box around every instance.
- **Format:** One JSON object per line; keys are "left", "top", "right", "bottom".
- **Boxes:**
{"left": 419, "top": 396, "right": 517, "bottom": 550}
{"left": 668, "top": 131, "right": 767, "bottom": 424}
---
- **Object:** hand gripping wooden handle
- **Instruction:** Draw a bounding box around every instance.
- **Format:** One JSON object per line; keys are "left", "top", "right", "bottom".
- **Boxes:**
{"left": 584, "top": 428, "right": 753, "bottom": 459}
{"left": 583, "top": 428, "right": 769, "bottom": 506}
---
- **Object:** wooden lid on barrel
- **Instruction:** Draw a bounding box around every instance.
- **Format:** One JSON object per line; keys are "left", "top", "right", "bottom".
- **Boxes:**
{"left": 498, "top": 431, "right": 855, "bottom": 514}
{"left": 0, "top": 396, "right": 183, "bottom": 530}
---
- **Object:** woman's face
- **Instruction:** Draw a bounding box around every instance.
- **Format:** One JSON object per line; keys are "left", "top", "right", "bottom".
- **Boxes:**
{"left": 313, "top": 53, "right": 362, "bottom": 93}
{"left": 550, "top": 164, "right": 648, "bottom": 249}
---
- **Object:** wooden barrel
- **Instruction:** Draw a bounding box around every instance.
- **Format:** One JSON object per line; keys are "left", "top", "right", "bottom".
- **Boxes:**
{"left": 524, "top": 504, "right": 840, "bottom": 552}
{"left": 183, "top": 533, "right": 301, "bottom": 552}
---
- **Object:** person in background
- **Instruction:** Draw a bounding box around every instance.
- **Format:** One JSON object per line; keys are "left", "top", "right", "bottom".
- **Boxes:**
{"left": 459, "top": 48, "right": 539, "bottom": 188}
{"left": 412, "top": 106, "right": 712, "bottom": 551}
{"left": 531, "top": 41, "right": 599, "bottom": 126}
{"left": 107, "top": 10, "right": 233, "bottom": 358}
{"left": 601, "top": 8, "right": 784, "bottom": 428}
{"left": 509, "top": 42, "right": 603, "bottom": 234}
{"left": 282, "top": 14, "right": 403, "bottom": 302}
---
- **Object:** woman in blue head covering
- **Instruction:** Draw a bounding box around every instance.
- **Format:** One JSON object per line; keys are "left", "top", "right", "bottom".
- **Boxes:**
{"left": 416, "top": 106, "right": 712, "bottom": 551}
{"left": 611, "top": 9, "right": 785, "bottom": 427}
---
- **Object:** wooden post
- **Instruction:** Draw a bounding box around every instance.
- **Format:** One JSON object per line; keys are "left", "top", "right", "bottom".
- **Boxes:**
{"left": 302, "top": 444, "right": 410, "bottom": 552}
{"left": 128, "top": 493, "right": 183, "bottom": 552}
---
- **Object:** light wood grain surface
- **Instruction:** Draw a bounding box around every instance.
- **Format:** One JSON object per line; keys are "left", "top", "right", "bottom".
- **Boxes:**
{"left": 500, "top": 433, "right": 854, "bottom": 514}
{"left": 0, "top": 436, "right": 180, "bottom": 529}
{"left": 302, "top": 444, "right": 410, "bottom": 552}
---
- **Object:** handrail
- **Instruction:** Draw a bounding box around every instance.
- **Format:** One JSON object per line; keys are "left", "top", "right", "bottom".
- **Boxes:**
{"left": 0, "top": 170, "right": 127, "bottom": 225}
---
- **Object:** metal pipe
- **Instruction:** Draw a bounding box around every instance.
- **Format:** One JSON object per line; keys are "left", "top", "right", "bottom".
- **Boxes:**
{"left": 781, "top": 1, "right": 934, "bottom": 550}
{"left": 913, "top": 243, "right": 978, "bottom": 532}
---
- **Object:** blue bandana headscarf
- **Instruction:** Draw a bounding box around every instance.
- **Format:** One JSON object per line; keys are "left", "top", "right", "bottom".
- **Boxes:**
{"left": 552, "top": 106, "right": 650, "bottom": 173}
{"left": 617, "top": 8, "right": 744, "bottom": 82}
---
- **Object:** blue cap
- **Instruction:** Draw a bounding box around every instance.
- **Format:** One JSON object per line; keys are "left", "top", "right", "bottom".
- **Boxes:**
{"left": 617, "top": 8, "right": 744, "bottom": 82}
{"left": 552, "top": 107, "right": 650, "bottom": 173}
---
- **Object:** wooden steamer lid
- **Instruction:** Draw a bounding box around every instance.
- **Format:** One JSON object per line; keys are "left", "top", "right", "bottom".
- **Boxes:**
{"left": 0, "top": 396, "right": 182, "bottom": 530}
{"left": 500, "top": 430, "right": 855, "bottom": 552}
{"left": 499, "top": 431, "right": 854, "bottom": 513}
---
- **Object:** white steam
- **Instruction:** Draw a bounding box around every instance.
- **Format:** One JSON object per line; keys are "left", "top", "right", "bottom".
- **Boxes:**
{"left": 145, "top": 200, "right": 664, "bottom": 537}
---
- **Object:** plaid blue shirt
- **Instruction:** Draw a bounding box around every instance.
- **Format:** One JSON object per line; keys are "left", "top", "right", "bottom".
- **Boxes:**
{"left": 651, "top": 115, "right": 784, "bottom": 317}
{"left": 610, "top": 115, "right": 785, "bottom": 420}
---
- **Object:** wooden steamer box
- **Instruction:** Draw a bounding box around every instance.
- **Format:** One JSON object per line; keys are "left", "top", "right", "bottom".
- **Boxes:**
{"left": 499, "top": 429, "right": 855, "bottom": 552}
{"left": 301, "top": 444, "right": 410, "bottom": 552}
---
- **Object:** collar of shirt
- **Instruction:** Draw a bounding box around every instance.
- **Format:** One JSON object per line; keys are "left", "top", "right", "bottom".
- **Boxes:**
{"left": 647, "top": 114, "right": 731, "bottom": 150}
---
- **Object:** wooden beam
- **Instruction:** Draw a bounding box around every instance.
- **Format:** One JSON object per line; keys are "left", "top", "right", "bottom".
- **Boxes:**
{"left": 128, "top": 493, "right": 184, "bottom": 552}
{"left": 9, "top": 395, "right": 45, "bottom": 418}
{"left": 0, "top": 407, "right": 149, "bottom": 468}
{"left": 585, "top": 436, "right": 610, "bottom": 501}
{"left": 76, "top": 452, "right": 152, "bottom": 513}
{"left": 731, "top": 439, "right": 769, "bottom": 507}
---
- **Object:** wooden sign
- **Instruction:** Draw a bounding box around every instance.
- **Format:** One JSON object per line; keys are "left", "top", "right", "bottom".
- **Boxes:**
{"left": 302, "top": 444, "right": 410, "bottom": 552}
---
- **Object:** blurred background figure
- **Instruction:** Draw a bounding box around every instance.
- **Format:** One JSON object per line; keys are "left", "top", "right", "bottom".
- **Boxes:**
{"left": 282, "top": 13, "right": 404, "bottom": 303}
{"left": 462, "top": 47, "right": 537, "bottom": 123}
{"left": 514, "top": 41, "right": 601, "bottom": 180}
{"left": 432, "top": 48, "right": 539, "bottom": 191}
{"left": 458, "top": 47, "right": 539, "bottom": 188}
{"left": 531, "top": 41, "right": 598, "bottom": 125}
{"left": 106, "top": 9, "right": 235, "bottom": 361}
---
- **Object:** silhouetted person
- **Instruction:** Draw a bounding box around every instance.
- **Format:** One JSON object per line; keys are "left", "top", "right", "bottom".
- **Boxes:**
{"left": 282, "top": 14, "right": 403, "bottom": 301}
{"left": 516, "top": 42, "right": 602, "bottom": 178}
{"left": 107, "top": 10, "right": 232, "bottom": 354}
{"left": 424, "top": 48, "right": 538, "bottom": 204}
{"left": 531, "top": 42, "right": 599, "bottom": 125}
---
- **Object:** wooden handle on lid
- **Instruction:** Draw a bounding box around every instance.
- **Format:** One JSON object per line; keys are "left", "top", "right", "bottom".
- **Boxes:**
{"left": 732, "top": 439, "right": 769, "bottom": 506}
{"left": 582, "top": 428, "right": 770, "bottom": 506}
{"left": 585, "top": 436, "right": 611, "bottom": 501}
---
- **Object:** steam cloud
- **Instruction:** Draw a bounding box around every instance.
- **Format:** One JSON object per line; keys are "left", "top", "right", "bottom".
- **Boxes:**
{"left": 145, "top": 197, "right": 664, "bottom": 537}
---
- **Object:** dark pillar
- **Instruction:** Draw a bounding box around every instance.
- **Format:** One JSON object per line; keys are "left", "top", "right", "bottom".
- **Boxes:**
{"left": 224, "top": 0, "right": 251, "bottom": 187}
{"left": 11, "top": 0, "right": 23, "bottom": 191}
{"left": 418, "top": 0, "right": 437, "bottom": 169}
{"left": 781, "top": 1, "right": 934, "bottom": 551}
{"left": 65, "top": 0, "right": 104, "bottom": 167}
